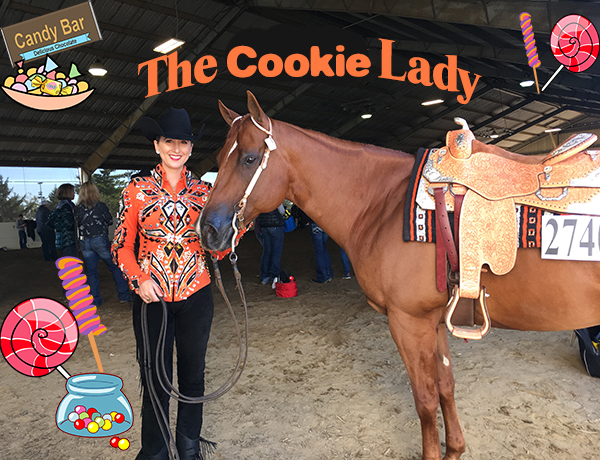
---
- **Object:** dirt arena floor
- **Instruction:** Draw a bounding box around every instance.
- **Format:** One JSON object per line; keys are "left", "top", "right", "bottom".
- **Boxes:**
{"left": 1, "top": 228, "right": 599, "bottom": 460}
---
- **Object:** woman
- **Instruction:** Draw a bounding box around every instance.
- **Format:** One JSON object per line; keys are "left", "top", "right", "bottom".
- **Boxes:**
{"left": 112, "top": 108, "right": 218, "bottom": 460}
{"left": 75, "top": 182, "right": 130, "bottom": 306}
{"left": 47, "top": 183, "right": 77, "bottom": 257}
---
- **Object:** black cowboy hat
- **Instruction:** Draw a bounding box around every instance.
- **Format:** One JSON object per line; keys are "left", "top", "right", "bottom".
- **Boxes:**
{"left": 137, "top": 107, "right": 204, "bottom": 142}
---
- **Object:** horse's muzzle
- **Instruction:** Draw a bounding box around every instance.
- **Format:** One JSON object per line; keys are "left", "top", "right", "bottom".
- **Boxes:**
{"left": 197, "top": 208, "right": 234, "bottom": 252}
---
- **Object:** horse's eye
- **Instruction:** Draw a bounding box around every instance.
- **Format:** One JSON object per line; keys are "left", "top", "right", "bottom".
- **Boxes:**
{"left": 243, "top": 155, "right": 257, "bottom": 166}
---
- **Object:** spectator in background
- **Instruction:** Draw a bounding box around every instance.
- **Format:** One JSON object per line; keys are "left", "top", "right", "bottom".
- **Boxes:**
{"left": 36, "top": 200, "right": 57, "bottom": 261}
{"left": 341, "top": 248, "right": 352, "bottom": 279}
{"left": 16, "top": 214, "right": 27, "bottom": 249}
{"left": 256, "top": 204, "right": 285, "bottom": 288}
{"left": 75, "top": 182, "right": 130, "bottom": 306}
{"left": 47, "top": 183, "right": 77, "bottom": 257}
{"left": 309, "top": 218, "right": 333, "bottom": 283}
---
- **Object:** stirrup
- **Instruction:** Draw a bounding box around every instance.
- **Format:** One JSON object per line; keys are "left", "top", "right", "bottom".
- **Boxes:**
{"left": 445, "top": 285, "right": 491, "bottom": 340}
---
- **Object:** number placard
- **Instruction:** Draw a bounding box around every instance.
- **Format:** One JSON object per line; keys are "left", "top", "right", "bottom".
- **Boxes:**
{"left": 541, "top": 215, "right": 600, "bottom": 261}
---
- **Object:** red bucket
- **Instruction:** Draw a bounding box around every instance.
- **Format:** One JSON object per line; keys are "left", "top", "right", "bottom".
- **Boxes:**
{"left": 275, "top": 280, "right": 298, "bottom": 298}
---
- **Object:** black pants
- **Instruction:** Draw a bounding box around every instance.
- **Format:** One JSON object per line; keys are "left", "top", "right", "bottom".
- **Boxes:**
{"left": 132, "top": 285, "right": 214, "bottom": 459}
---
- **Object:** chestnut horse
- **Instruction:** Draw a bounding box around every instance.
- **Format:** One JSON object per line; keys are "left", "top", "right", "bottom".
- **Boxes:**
{"left": 199, "top": 92, "right": 600, "bottom": 460}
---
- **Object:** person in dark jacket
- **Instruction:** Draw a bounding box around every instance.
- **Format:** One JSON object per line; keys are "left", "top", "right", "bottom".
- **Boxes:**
{"left": 47, "top": 183, "right": 77, "bottom": 257}
{"left": 255, "top": 204, "right": 285, "bottom": 287}
{"left": 16, "top": 214, "right": 27, "bottom": 249}
{"left": 75, "top": 182, "right": 130, "bottom": 306}
{"left": 36, "top": 200, "right": 58, "bottom": 261}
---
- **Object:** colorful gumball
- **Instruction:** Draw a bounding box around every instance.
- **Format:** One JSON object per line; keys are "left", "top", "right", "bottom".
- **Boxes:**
{"left": 74, "top": 419, "right": 85, "bottom": 430}
{"left": 114, "top": 413, "right": 125, "bottom": 424}
{"left": 118, "top": 438, "right": 130, "bottom": 451}
{"left": 110, "top": 436, "right": 120, "bottom": 448}
{"left": 87, "top": 421, "right": 99, "bottom": 433}
{"left": 74, "top": 405, "right": 86, "bottom": 414}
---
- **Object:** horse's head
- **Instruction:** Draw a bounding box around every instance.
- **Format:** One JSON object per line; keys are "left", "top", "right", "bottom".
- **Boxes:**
{"left": 199, "top": 91, "right": 290, "bottom": 252}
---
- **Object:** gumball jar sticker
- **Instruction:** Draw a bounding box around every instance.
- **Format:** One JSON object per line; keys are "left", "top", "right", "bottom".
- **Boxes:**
{"left": 55, "top": 373, "right": 133, "bottom": 437}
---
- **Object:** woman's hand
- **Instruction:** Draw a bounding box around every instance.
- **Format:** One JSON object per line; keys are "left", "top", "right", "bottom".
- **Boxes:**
{"left": 138, "top": 279, "right": 163, "bottom": 304}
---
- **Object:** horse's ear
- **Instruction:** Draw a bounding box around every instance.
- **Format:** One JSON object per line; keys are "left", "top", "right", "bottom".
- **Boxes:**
{"left": 218, "top": 100, "right": 240, "bottom": 127}
{"left": 247, "top": 91, "right": 269, "bottom": 128}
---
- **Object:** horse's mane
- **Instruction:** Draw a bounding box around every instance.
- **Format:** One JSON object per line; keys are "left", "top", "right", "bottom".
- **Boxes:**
{"left": 223, "top": 114, "right": 414, "bottom": 161}
{"left": 281, "top": 120, "right": 413, "bottom": 159}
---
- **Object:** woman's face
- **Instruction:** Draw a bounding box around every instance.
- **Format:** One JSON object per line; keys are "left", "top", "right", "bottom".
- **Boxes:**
{"left": 154, "top": 137, "right": 193, "bottom": 172}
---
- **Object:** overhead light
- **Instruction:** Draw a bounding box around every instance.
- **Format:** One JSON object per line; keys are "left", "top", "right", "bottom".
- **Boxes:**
{"left": 422, "top": 99, "right": 444, "bottom": 106}
{"left": 361, "top": 113, "right": 372, "bottom": 119}
{"left": 88, "top": 62, "right": 107, "bottom": 77}
{"left": 490, "top": 133, "right": 499, "bottom": 139}
{"left": 520, "top": 80, "right": 535, "bottom": 88}
{"left": 154, "top": 38, "right": 185, "bottom": 54}
{"left": 545, "top": 128, "right": 561, "bottom": 133}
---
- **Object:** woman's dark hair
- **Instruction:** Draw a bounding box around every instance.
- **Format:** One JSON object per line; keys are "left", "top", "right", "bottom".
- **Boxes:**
{"left": 57, "top": 183, "right": 75, "bottom": 200}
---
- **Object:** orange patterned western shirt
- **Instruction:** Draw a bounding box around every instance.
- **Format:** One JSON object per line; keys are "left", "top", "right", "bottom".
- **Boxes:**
{"left": 112, "top": 164, "right": 217, "bottom": 302}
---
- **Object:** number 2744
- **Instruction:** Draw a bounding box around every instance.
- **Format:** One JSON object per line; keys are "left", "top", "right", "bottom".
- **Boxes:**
{"left": 542, "top": 215, "right": 600, "bottom": 261}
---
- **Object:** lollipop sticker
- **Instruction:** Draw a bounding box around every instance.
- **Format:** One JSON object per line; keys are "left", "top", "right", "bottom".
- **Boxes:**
{"left": 542, "top": 14, "right": 599, "bottom": 91}
{"left": 55, "top": 256, "right": 107, "bottom": 372}
{"left": 1, "top": 297, "right": 133, "bottom": 444}
{"left": 1, "top": 298, "right": 78, "bottom": 378}
{"left": 519, "top": 12, "right": 542, "bottom": 93}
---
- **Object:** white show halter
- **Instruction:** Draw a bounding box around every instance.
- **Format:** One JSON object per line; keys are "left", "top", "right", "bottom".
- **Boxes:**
{"left": 230, "top": 115, "right": 277, "bottom": 253}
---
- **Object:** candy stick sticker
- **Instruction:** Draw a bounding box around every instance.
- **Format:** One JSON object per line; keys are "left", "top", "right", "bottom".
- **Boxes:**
{"left": 519, "top": 12, "right": 541, "bottom": 93}
{"left": 542, "top": 14, "right": 599, "bottom": 91}
{"left": 56, "top": 257, "right": 107, "bottom": 373}
{"left": 1, "top": 298, "right": 78, "bottom": 377}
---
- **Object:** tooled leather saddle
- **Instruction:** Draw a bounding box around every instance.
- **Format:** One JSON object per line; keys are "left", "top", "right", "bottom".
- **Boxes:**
{"left": 423, "top": 118, "right": 600, "bottom": 340}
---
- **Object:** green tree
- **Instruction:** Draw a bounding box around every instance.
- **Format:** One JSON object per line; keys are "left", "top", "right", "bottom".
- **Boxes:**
{"left": 48, "top": 186, "right": 60, "bottom": 209}
{"left": 21, "top": 194, "right": 40, "bottom": 219}
{"left": 0, "top": 175, "right": 31, "bottom": 222}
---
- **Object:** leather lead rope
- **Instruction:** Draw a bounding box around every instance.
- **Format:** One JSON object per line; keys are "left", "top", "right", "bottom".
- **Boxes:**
{"left": 141, "top": 253, "right": 249, "bottom": 459}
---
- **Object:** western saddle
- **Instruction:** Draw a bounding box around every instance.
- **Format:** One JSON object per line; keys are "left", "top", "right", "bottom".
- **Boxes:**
{"left": 424, "top": 118, "right": 600, "bottom": 340}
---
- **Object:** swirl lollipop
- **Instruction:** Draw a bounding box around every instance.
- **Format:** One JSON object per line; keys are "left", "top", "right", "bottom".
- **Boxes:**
{"left": 1, "top": 298, "right": 78, "bottom": 378}
{"left": 519, "top": 12, "right": 541, "bottom": 93}
{"left": 542, "top": 15, "right": 599, "bottom": 91}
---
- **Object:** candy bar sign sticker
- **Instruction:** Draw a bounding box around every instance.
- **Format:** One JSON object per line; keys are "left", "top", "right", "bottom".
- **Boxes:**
{"left": 1, "top": 1, "right": 102, "bottom": 65}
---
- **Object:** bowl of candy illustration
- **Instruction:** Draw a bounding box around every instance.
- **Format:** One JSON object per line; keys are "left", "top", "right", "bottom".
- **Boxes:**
{"left": 2, "top": 57, "right": 93, "bottom": 110}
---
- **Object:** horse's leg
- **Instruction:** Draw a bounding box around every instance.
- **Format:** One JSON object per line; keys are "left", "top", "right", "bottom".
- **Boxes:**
{"left": 436, "top": 324, "right": 465, "bottom": 460}
{"left": 388, "top": 310, "right": 443, "bottom": 460}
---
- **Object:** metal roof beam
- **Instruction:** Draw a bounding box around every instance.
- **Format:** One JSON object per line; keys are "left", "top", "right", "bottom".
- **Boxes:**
{"left": 251, "top": 0, "right": 599, "bottom": 33}
{"left": 490, "top": 107, "right": 567, "bottom": 145}
{"left": 388, "top": 85, "right": 493, "bottom": 148}
{"left": 469, "top": 98, "right": 534, "bottom": 133}
{"left": 81, "top": 5, "right": 244, "bottom": 174}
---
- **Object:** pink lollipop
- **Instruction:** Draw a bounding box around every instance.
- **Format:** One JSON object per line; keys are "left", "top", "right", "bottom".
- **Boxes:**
{"left": 542, "top": 15, "right": 599, "bottom": 91}
{"left": 1, "top": 298, "right": 78, "bottom": 377}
